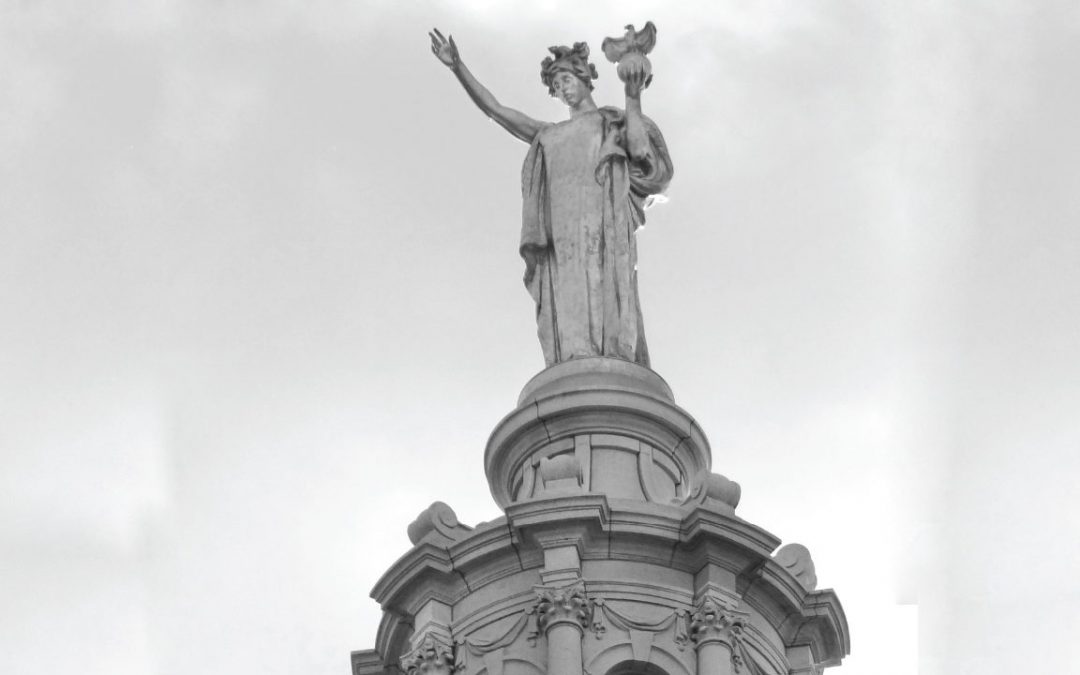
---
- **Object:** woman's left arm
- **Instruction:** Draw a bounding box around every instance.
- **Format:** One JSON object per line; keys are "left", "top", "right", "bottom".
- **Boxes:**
{"left": 622, "top": 67, "right": 652, "bottom": 164}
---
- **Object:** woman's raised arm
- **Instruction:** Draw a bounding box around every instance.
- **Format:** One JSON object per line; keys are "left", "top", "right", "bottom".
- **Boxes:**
{"left": 430, "top": 29, "right": 545, "bottom": 144}
{"left": 621, "top": 60, "right": 652, "bottom": 167}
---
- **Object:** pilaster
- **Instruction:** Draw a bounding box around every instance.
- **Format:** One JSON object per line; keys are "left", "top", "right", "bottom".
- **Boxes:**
{"left": 401, "top": 599, "right": 456, "bottom": 675}
{"left": 690, "top": 594, "right": 744, "bottom": 675}
{"left": 539, "top": 544, "right": 582, "bottom": 586}
{"left": 412, "top": 599, "right": 454, "bottom": 649}
{"left": 535, "top": 580, "right": 589, "bottom": 675}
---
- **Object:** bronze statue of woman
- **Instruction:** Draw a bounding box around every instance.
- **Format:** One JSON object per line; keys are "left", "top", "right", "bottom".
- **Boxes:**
{"left": 429, "top": 26, "right": 673, "bottom": 368}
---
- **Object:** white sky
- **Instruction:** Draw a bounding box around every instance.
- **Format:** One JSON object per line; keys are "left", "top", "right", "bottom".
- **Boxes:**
{"left": 2, "top": 2, "right": 1078, "bottom": 674}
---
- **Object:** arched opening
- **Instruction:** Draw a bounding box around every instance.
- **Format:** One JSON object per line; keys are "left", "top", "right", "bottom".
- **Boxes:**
{"left": 605, "top": 660, "right": 670, "bottom": 675}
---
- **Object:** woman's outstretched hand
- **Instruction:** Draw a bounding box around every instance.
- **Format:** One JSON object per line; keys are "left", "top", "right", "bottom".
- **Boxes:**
{"left": 622, "top": 59, "right": 651, "bottom": 98}
{"left": 429, "top": 28, "right": 460, "bottom": 68}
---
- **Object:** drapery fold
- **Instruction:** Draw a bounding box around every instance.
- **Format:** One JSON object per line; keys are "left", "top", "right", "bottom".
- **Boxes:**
{"left": 519, "top": 108, "right": 673, "bottom": 367}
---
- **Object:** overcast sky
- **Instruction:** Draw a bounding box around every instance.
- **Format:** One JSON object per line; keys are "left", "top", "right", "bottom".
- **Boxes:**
{"left": 2, "top": 2, "right": 1078, "bottom": 674}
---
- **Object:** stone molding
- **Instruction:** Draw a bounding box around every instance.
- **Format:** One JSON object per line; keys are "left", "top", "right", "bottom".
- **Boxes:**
{"left": 355, "top": 360, "right": 850, "bottom": 673}
{"left": 384, "top": 585, "right": 806, "bottom": 675}
{"left": 535, "top": 581, "right": 591, "bottom": 634}
{"left": 516, "top": 357, "right": 675, "bottom": 406}
{"left": 485, "top": 360, "right": 712, "bottom": 511}
{"left": 368, "top": 497, "right": 847, "bottom": 672}
{"left": 689, "top": 595, "right": 744, "bottom": 649}
{"left": 400, "top": 633, "right": 456, "bottom": 675}
{"left": 351, "top": 649, "right": 385, "bottom": 675}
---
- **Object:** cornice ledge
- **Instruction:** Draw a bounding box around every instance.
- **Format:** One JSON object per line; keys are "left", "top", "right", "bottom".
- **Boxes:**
{"left": 370, "top": 541, "right": 460, "bottom": 606}
{"left": 446, "top": 517, "right": 516, "bottom": 570}
{"left": 680, "top": 505, "right": 781, "bottom": 557}
{"left": 532, "top": 386, "right": 682, "bottom": 419}
{"left": 505, "top": 493, "right": 611, "bottom": 533}
{"left": 530, "top": 390, "right": 702, "bottom": 450}
{"left": 739, "top": 623, "right": 791, "bottom": 675}
{"left": 607, "top": 498, "right": 685, "bottom": 540}
{"left": 351, "top": 649, "right": 385, "bottom": 675}
{"left": 770, "top": 585, "right": 849, "bottom": 668}
{"left": 758, "top": 558, "right": 810, "bottom": 611}
{"left": 375, "top": 612, "right": 413, "bottom": 675}
{"left": 484, "top": 403, "right": 541, "bottom": 475}
{"left": 516, "top": 358, "right": 676, "bottom": 406}
{"left": 800, "top": 588, "right": 850, "bottom": 662}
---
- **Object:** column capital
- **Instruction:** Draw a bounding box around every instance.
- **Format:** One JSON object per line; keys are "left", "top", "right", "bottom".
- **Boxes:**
{"left": 535, "top": 580, "right": 591, "bottom": 634}
{"left": 401, "top": 633, "right": 456, "bottom": 675}
{"left": 689, "top": 595, "right": 743, "bottom": 649}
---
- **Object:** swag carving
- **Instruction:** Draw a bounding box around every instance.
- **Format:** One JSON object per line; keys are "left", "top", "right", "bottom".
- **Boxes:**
{"left": 447, "top": 589, "right": 762, "bottom": 673}
{"left": 587, "top": 597, "right": 691, "bottom": 650}
{"left": 454, "top": 611, "right": 535, "bottom": 672}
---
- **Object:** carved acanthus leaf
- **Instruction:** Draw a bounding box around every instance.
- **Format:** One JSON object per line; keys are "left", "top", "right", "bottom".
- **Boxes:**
{"left": 689, "top": 596, "right": 743, "bottom": 647}
{"left": 401, "top": 633, "right": 456, "bottom": 675}
{"left": 535, "top": 581, "right": 591, "bottom": 632}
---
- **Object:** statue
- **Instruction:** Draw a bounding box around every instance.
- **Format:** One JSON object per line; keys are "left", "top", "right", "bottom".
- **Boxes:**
{"left": 429, "top": 23, "right": 673, "bottom": 368}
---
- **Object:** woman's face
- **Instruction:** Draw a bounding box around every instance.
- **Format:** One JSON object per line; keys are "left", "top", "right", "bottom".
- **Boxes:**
{"left": 551, "top": 70, "right": 589, "bottom": 107}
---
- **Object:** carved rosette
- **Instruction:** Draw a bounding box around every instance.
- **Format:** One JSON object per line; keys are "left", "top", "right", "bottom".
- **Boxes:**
{"left": 401, "top": 633, "right": 456, "bottom": 675}
{"left": 535, "top": 581, "right": 591, "bottom": 634}
{"left": 689, "top": 596, "right": 743, "bottom": 649}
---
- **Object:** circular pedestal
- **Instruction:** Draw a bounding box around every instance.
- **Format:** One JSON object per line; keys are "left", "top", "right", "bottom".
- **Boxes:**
{"left": 486, "top": 358, "right": 711, "bottom": 510}
{"left": 518, "top": 358, "right": 675, "bottom": 406}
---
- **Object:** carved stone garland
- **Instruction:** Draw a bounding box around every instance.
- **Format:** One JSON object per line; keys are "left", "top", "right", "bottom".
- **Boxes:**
{"left": 448, "top": 590, "right": 760, "bottom": 675}
{"left": 588, "top": 597, "right": 691, "bottom": 649}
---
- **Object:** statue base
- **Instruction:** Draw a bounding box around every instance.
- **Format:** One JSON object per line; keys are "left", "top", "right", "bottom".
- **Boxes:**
{"left": 488, "top": 358, "right": 709, "bottom": 510}
{"left": 351, "top": 358, "right": 849, "bottom": 675}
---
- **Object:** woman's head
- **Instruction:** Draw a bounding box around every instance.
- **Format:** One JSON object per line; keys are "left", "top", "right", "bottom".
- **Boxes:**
{"left": 540, "top": 42, "right": 598, "bottom": 103}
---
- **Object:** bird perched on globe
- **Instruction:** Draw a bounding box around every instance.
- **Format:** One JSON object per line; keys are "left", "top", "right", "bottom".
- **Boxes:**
{"left": 601, "top": 22, "right": 658, "bottom": 93}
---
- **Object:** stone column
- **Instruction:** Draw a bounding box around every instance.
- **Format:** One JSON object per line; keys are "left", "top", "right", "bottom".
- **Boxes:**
{"left": 535, "top": 581, "right": 589, "bottom": 675}
{"left": 690, "top": 596, "right": 741, "bottom": 675}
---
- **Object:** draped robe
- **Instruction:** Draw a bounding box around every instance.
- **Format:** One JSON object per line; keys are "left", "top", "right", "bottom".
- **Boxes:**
{"left": 520, "top": 107, "right": 673, "bottom": 367}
